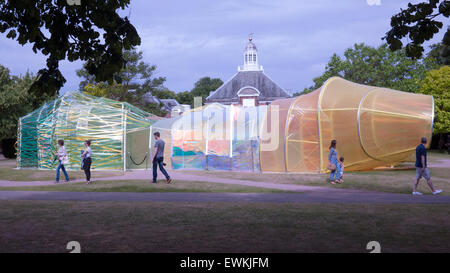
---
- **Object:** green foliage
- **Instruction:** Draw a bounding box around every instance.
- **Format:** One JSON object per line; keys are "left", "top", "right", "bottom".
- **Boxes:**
{"left": 175, "top": 91, "right": 194, "bottom": 106}
{"left": 152, "top": 88, "right": 176, "bottom": 99}
{"left": 84, "top": 82, "right": 133, "bottom": 103}
{"left": 419, "top": 66, "right": 450, "bottom": 133}
{"left": 303, "top": 43, "right": 434, "bottom": 94}
{"left": 0, "top": 0, "right": 141, "bottom": 97}
{"left": 293, "top": 87, "right": 316, "bottom": 97}
{"left": 190, "top": 77, "right": 223, "bottom": 106}
{"left": 383, "top": 0, "right": 449, "bottom": 59}
{"left": 77, "top": 49, "right": 165, "bottom": 93}
{"left": 79, "top": 48, "right": 170, "bottom": 116}
{"left": 425, "top": 42, "right": 450, "bottom": 66}
{"left": 0, "top": 64, "right": 54, "bottom": 142}
{"left": 140, "top": 102, "right": 167, "bottom": 117}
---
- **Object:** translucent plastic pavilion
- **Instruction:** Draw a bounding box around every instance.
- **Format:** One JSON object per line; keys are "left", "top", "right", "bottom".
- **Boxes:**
{"left": 17, "top": 91, "right": 156, "bottom": 170}
{"left": 152, "top": 77, "right": 434, "bottom": 173}
{"left": 17, "top": 77, "right": 434, "bottom": 173}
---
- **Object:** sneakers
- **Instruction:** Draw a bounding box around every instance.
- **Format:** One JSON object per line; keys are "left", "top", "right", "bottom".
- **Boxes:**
{"left": 432, "top": 189, "right": 443, "bottom": 195}
{"left": 167, "top": 178, "right": 172, "bottom": 184}
{"left": 412, "top": 191, "right": 423, "bottom": 195}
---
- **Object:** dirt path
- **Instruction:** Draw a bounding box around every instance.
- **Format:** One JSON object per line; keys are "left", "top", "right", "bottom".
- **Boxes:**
{"left": 429, "top": 158, "right": 450, "bottom": 168}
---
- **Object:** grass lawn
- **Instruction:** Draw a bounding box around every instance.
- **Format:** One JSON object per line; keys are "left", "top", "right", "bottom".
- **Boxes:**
{"left": 428, "top": 150, "right": 450, "bottom": 162}
{"left": 0, "top": 179, "right": 288, "bottom": 193}
{"left": 179, "top": 168, "right": 450, "bottom": 195}
{"left": 2, "top": 152, "right": 448, "bottom": 195}
{"left": 178, "top": 151, "right": 450, "bottom": 195}
{"left": 0, "top": 159, "right": 124, "bottom": 181}
{"left": 0, "top": 200, "right": 448, "bottom": 253}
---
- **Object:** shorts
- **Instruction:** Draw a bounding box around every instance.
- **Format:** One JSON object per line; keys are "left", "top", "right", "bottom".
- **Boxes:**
{"left": 416, "top": 167, "right": 431, "bottom": 180}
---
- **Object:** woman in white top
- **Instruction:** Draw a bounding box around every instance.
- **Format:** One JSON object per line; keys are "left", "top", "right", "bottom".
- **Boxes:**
{"left": 55, "top": 139, "right": 70, "bottom": 183}
{"left": 81, "top": 140, "right": 92, "bottom": 184}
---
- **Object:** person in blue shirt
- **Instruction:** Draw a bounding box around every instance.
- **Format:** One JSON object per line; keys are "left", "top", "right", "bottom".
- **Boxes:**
{"left": 413, "top": 137, "right": 442, "bottom": 195}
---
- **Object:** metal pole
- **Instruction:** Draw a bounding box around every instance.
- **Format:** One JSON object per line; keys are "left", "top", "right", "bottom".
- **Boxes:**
{"left": 122, "top": 105, "right": 127, "bottom": 172}
{"left": 205, "top": 112, "right": 209, "bottom": 171}
{"left": 229, "top": 105, "right": 233, "bottom": 171}
{"left": 148, "top": 126, "right": 153, "bottom": 171}
{"left": 17, "top": 117, "right": 22, "bottom": 168}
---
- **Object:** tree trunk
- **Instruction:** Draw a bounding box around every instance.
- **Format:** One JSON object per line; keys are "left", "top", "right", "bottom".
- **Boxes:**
{"left": 438, "top": 133, "right": 445, "bottom": 151}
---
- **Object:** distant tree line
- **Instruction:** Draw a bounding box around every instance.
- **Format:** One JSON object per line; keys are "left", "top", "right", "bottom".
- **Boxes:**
{"left": 77, "top": 48, "right": 223, "bottom": 116}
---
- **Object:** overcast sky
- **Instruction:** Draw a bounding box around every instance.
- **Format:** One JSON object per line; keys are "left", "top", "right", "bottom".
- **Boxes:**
{"left": 0, "top": 0, "right": 446, "bottom": 95}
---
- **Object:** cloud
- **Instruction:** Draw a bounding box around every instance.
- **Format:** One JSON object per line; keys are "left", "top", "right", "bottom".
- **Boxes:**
{"left": 367, "top": 0, "right": 382, "bottom": 6}
{"left": 0, "top": 0, "right": 445, "bottom": 95}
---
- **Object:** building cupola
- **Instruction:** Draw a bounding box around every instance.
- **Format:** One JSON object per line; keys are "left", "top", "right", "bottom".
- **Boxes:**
{"left": 238, "top": 34, "right": 263, "bottom": 72}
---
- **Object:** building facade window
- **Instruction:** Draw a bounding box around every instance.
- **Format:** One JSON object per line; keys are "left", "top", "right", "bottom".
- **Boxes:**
{"left": 242, "top": 98, "right": 256, "bottom": 107}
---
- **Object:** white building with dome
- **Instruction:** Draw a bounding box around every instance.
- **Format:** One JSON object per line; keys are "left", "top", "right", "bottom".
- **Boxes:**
{"left": 205, "top": 34, "right": 290, "bottom": 106}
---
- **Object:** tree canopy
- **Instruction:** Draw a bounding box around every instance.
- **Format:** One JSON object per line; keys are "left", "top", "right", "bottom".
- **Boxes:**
{"left": 77, "top": 49, "right": 166, "bottom": 93}
{"left": 299, "top": 43, "right": 438, "bottom": 95}
{"left": 79, "top": 48, "right": 171, "bottom": 116}
{"left": 0, "top": 64, "right": 55, "bottom": 157}
{"left": 190, "top": 77, "right": 223, "bottom": 106}
{"left": 383, "top": 0, "right": 449, "bottom": 59}
{"left": 175, "top": 91, "right": 194, "bottom": 106}
{"left": 0, "top": 0, "right": 140, "bottom": 97}
{"left": 419, "top": 65, "right": 450, "bottom": 134}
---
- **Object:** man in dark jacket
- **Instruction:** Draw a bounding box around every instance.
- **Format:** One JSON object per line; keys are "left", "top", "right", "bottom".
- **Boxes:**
{"left": 413, "top": 137, "right": 443, "bottom": 195}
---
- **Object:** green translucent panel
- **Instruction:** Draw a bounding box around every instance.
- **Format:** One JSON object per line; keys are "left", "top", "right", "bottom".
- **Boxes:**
{"left": 17, "top": 91, "right": 155, "bottom": 170}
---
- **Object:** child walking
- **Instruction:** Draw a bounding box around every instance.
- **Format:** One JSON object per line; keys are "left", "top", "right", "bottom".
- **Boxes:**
{"left": 336, "top": 157, "right": 344, "bottom": 184}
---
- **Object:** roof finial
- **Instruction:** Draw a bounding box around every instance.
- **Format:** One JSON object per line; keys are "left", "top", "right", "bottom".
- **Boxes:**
{"left": 249, "top": 33, "right": 253, "bottom": 42}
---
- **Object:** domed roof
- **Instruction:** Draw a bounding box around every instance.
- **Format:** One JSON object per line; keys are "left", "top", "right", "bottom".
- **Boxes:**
{"left": 245, "top": 41, "right": 257, "bottom": 51}
{"left": 244, "top": 34, "right": 257, "bottom": 51}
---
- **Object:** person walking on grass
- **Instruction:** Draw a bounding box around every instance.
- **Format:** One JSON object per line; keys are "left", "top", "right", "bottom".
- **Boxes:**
{"left": 328, "top": 139, "right": 341, "bottom": 184}
{"left": 413, "top": 137, "right": 443, "bottom": 195}
{"left": 152, "top": 132, "right": 172, "bottom": 184}
{"left": 55, "top": 139, "right": 70, "bottom": 183}
{"left": 81, "top": 140, "right": 92, "bottom": 185}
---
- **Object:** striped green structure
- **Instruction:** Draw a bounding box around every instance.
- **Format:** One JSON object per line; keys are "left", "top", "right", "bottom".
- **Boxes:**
{"left": 17, "top": 91, "right": 155, "bottom": 170}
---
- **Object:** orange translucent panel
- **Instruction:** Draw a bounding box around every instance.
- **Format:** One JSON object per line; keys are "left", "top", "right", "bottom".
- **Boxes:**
{"left": 260, "top": 98, "right": 294, "bottom": 172}
{"left": 286, "top": 89, "right": 320, "bottom": 172}
{"left": 358, "top": 88, "right": 433, "bottom": 163}
{"left": 318, "top": 78, "right": 376, "bottom": 171}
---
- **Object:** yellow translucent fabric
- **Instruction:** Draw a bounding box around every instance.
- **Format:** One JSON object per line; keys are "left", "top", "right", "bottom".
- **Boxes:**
{"left": 317, "top": 78, "right": 376, "bottom": 171}
{"left": 358, "top": 88, "right": 433, "bottom": 163}
{"left": 286, "top": 89, "right": 320, "bottom": 172}
{"left": 260, "top": 98, "right": 292, "bottom": 172}
{"left": 259, "top": 77, "right": 434, "bottom": 173}
{"left": 150, "top": 127, "right": 173, "bottom": 169}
